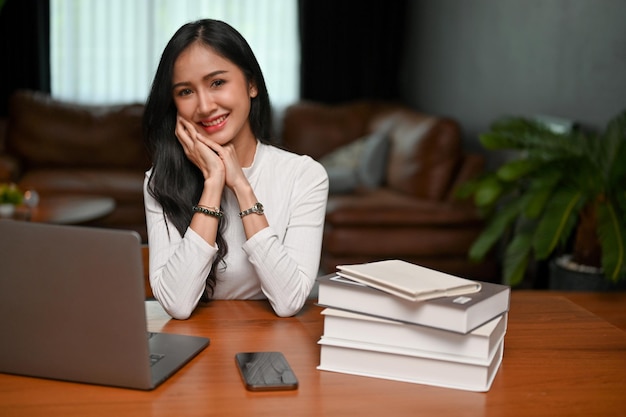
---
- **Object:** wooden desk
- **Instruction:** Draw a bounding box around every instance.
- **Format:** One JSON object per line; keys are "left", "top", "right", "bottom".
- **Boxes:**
{"left": 1, "top": 292, "right": 625, "bottom": 417}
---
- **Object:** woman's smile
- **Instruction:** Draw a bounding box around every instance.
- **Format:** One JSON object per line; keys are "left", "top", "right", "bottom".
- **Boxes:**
{"left": 199, "top": 114, "right": 229, "bottom": 133}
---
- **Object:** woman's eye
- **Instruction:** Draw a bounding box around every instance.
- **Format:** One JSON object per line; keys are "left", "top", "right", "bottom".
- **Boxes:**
{"left": 177, "top": 88, "right": 193, "bottom": 97}
{"left": 211, "top": 79, "right": 225, "bottom": 88}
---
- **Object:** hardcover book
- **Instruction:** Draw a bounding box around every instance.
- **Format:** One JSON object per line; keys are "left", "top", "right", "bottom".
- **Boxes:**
{"left": 337, "top": 260, "right": 482, "bottom": 302}
{"left": 317, "top": 336, "right": 504, "bottom": 392}
{"left": 321, "top": 308, "right": 507, "bottom": 361}
{"left": 317, "top": 274, "right": 510, "bottom": 334}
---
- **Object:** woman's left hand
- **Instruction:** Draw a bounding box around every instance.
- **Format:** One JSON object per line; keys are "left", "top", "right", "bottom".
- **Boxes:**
{"left": 190, "top": 130, "right": 250, "bottom": 192}
{"left": 175, "top": 117, "right": 225, "bottom": 186}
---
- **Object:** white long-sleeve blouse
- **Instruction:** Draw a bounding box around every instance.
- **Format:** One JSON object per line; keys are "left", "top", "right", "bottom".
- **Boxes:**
{"left": 144, "top": 142, "right": 329, "bottom": 319}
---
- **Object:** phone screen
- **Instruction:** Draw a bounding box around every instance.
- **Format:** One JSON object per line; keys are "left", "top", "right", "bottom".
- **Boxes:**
{"left": 235, "top": 351, "right": 298, "bottom": 391}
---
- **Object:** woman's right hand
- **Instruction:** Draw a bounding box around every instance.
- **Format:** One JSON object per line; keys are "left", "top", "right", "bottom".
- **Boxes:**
{"left": 175, "top": 116, "right": 226, "bottom": 187}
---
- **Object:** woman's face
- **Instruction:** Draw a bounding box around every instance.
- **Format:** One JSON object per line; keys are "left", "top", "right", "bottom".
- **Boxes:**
{"left": 172, "top": 42, "right": 257, "bottom": 146}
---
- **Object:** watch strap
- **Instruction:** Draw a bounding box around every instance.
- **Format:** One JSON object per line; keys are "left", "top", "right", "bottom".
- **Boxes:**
{"left": 239, "top": 202, "right": 264, "bottom": 218}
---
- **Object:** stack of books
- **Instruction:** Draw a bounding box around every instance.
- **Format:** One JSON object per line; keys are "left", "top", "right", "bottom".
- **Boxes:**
{"left": 316, "top": 259, "right": 510, "bottom": 392}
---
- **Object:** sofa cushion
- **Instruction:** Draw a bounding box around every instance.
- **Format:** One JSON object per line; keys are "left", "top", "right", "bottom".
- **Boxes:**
{"left": 323, "top": 225, "right": 483, "bottom": 257}
{"left": 357, "top": 128, "right": 391, "bottom": 188}
{"left": 322, "top": 167, "right": 359, "bottom": 194}
{"left": 7, "top": 90, "right": 150, "bottom": 171}
{"left": 386, "top": 115, "right": 462, "bottom": 201}
{"left": 319, "top": 129, "right": 390, "bottom": 193}
{"left": 325, "top": 188, "right": 482, "bottom": 227}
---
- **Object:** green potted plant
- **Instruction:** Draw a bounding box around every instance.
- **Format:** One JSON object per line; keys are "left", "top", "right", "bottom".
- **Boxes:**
{"left": 457, "top": 109, "right": 626, "bottom": 289}
{"left": 0, "top": 183, "right": 23, "bottom": 217}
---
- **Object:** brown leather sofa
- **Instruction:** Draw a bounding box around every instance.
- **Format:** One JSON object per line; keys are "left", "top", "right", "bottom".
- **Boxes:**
{"left": 0, "top": 91, "right": 497, "bottom": 283}
{"left": 281, "top": 101, "right": 498, "bottom": 281}
{"left": 0, "top": 90, "right": 150, "bottom": 241}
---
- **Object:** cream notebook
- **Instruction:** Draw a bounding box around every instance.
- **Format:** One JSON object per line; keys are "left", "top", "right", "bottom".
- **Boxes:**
{"left": 336, "top": 259, "right": 482, "bottom": 302}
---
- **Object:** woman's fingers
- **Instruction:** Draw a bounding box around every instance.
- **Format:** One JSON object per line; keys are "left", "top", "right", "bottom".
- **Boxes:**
{"left": 175, "top": 117, "right": 197, "bottom": 155}
{"left": 175, "top": 116, "right": 248, "bottom": 191}
{"left": 175, "top": 116, "right": 229, "bottom": 186}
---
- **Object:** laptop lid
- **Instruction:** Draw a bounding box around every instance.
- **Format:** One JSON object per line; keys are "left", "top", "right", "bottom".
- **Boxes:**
{"left": 0, "top": 219, "right": 209, "bottom": 390}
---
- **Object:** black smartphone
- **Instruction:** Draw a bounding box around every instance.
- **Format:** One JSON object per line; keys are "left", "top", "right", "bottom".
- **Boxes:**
{"left": 235, "top": 351, "right": 298, "bottom": 391}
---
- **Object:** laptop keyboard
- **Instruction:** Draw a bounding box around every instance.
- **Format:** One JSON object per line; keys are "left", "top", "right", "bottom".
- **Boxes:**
{"left": 147, "top": 332, "right": 165, "bottom": 366}
{"left": 150, "top": 353, "right": 165, "bottom": 366}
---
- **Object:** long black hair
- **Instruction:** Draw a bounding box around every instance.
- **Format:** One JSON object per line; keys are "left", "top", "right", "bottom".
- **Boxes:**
{"left": 143, "top": 19, "right": 273, "bottom": 298}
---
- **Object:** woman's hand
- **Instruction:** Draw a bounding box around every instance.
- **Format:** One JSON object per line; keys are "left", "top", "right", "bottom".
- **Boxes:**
{"left": 176, "top": 117, "right": 249, "bottom": 192}
{"left": 206, "top": 141, "right": 250, "bottom": 192}
{"left": 175, "top": 116, "right": 225, "bottom": 186}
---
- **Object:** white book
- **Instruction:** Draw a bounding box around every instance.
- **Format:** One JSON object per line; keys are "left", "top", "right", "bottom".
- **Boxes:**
{"left": 317, "top": 274, "right": 510, "bottom": 334}
{"left": 321, "top": 308, "right": 507, "bottom": 361}
{"left": 336, "top": 260, "right": 482, "bottom": 302}
{"left": 317, "top": 337, "right": 504, "bottom": 392}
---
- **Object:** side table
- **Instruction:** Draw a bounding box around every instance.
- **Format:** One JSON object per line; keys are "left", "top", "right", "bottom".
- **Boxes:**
{"left": 15, "top": 195, "right": 116, "bottom": 224}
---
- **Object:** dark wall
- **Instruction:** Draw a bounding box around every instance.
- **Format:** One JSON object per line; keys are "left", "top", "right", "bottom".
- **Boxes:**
{"left": 0, "top": 0, "right": 50, "bottom": 118}
{"left": 400, "top": 0, "right": 626, "bottom": 158}
{"left": 299, "top": 0, "right": 407, "bottom": 104}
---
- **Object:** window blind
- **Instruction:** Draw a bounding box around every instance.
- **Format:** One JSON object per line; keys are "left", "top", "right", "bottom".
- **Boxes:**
{"left": 50, "top": 0, "right": 299, "bottom": 108}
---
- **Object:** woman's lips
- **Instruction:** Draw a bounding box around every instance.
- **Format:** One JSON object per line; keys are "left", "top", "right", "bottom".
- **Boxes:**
{"left": 199, "top": 114, "right": 228, "bottom": 133}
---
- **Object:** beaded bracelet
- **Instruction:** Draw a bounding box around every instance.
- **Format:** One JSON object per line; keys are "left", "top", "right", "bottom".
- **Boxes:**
{"left": 192, "top": 205, "right": 223, "bottom": 219}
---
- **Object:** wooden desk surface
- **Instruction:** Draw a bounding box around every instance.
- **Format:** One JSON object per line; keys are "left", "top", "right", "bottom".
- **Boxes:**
{"left": 1, "top": 291, "right": 625, "bottom": 417}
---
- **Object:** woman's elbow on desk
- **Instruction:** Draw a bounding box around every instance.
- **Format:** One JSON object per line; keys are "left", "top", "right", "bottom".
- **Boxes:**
{"left": 161, "top": 303, "right": 195, "bottom": 320}
{"left": 265, "top": 276, "right": 316, "bottom": 317}
{"left": 151, "top": 289, "right": 198, "bottom": 320}
{"left": 269, "top": 297, "right": 307, "bottom": 318}
{"left": 273, "top": 307, "right": 298, "bottom": 318}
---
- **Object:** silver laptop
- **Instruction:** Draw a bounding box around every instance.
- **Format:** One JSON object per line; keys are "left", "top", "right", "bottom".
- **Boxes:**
{"left": 0, "top": 219, "right": 209, "bottom": 390}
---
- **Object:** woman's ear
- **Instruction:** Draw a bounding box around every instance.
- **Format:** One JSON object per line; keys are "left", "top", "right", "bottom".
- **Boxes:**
{"left": 249, "top": 83, "right": 258, "bottom": 98}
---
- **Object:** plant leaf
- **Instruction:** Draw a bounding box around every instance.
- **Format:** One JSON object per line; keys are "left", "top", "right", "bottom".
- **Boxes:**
{"left": 453, "top": 178, "right": 479, "bottom": 200}
{"left": 496, "top": 159, "right": 540, "bottom": 182}
{"left": 502, "top": 229, "right": 533, "bottom": 286}
{"left": 523, "top": 169, "right": 563, "bottom": 218}
{"left": 469, "top": 199, "right": 524, "bottom": 261}
{"left": 532, "top": 188, "right": 584, "bottom": 259}
{"left": 598, "top": 109, "right": 626, "bottom": 184}
{"left": 473, "top": 175, "right": 504, "bottom": 207}
{"left": 597, "top": 201, "right": 626, "bottom": 283}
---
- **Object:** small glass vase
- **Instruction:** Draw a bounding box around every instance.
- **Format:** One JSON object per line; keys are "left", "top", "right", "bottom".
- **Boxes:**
{"left": 0, "top": 203, "right": 16, "bottom": 218}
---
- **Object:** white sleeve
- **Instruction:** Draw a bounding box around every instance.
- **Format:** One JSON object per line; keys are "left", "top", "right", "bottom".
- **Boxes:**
{"left": 242, "top": 160, "right": 329, "bottom": 317}
{"left": 144, "top": 173, "right": 217, "bottom": 319}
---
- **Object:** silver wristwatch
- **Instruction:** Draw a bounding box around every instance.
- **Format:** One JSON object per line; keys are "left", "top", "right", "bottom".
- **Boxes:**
{"left": 239, "top": 202, "right": 264, "bottom": 218}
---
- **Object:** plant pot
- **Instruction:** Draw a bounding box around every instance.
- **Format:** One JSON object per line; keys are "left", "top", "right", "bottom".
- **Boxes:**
{"left": 0, "top": 203, "right": 15, "bottom": 218}
{"left": 549, "top": 255, "right": 626, "bottom": 291}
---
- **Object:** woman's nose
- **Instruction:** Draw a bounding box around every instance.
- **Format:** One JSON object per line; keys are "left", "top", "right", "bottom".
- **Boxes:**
{"left": 197, "top": 91, "right": 216, "bottom": 114}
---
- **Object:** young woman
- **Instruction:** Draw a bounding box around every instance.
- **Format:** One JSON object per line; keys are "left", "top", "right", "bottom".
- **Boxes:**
{"left": 143, "top": 19, "right": 328, "bottom": 319}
